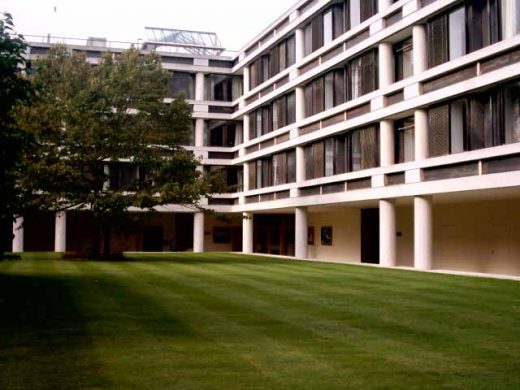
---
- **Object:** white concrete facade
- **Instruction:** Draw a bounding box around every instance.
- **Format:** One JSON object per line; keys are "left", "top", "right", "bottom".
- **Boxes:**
{"left": 18, "top": 0, "right": 520, "bottom": 277}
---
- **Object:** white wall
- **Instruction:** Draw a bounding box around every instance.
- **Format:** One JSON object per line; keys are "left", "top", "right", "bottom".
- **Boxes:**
{"left": 433, "top": 200, "right": 520, "bottom": 276}
{"left": 308, "top": 209, "right": 361, "bottom": 262}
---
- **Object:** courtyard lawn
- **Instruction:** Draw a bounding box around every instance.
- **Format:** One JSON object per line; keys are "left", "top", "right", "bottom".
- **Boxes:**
{"left": 0, "top": 253, "right": 519, "bottom": 389}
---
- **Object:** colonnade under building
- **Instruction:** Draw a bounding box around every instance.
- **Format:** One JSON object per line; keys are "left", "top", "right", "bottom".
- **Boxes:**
{"left": 11, "top": 193, "right": 520, "bottom": 276}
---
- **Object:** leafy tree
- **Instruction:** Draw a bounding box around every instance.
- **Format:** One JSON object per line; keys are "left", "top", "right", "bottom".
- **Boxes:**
{"left": 15, "top": 46, "right": 223, "bottom": 256}
{"left": 0, "top": 13, "right": 32, "bottom": 259}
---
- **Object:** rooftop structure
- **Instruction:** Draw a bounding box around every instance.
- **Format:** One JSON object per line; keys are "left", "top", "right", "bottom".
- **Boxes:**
{"left": 142, "top": 27, "right": 225, "bottom": 56}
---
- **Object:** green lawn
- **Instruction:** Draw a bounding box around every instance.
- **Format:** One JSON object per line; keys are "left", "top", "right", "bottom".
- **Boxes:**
{"left": 0, "top": 253, "right": 519, "bottom": 389}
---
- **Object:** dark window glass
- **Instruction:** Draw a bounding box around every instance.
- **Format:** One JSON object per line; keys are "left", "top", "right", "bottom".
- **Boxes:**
{"left": 168, "top": 72, "right": 194, "bottom": 99}
{"left": 347, "top": 50, "right": 378, "bottom": 100}
{"left": 427, "top": 83, "right": 518, "bottom": 157}
{"left": 394, "top": 38, "right": 413, "bottom": 81}
{"left": 394, "top": 117, "right": 415, "bottom": 163}
{"left": 428, "top": 1, "right": 502, "bottom": 69}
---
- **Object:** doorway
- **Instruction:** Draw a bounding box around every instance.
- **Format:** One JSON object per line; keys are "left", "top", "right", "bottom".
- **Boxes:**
{"left": 142, "top": 226, "right": 164, "bottom": 252}
{"left": 361, "top": 208, "right": 379, "bottom": 264}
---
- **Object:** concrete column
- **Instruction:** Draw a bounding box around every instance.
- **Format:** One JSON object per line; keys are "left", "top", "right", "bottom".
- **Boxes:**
{"left": 412, "top": 25, "right": 427, "bottom": 76}
{"left": 380, "top": 119, "right": 395, "bottom": 167}
{"left": 54, "top": 211, "right": 67, "bottom": 253}
{"left": 379, "top": 199, "right": 396, "bottom": 267}
{"left": 242, "top": 213, "right": 253, "bottom": 254}
{"left": 378, "top": 0, "right": 394, "bottom": 13}
{"left": 243, "top": 66, "right": 250, "bottom": 94}
{"left": 295, "top": 28, "right": 305, "bottom": 61}
{"left": 12, "top": 217, "right": 24, "bottom": 253}
{"left": 378, "top": 42, "right": 394, "bottom": 88}
{"left": 414, "top": 196, "right": 433, "bottom": 271}
{"left": 295, "top": 87, "right": 305, "bottom": 125}
{"left": 195, "top": 118, "right": 205, "bottom": 147}
{"left": 295, "top": 207, "right": 308, "bottom": 259}
{"left": 243, "top": 162, "right": 250, "bottom": 191}
{"left": 414, "top": 109, "right": 429, "bottom": 161}
{"left": 193, "top": 212, "right": 205, "bottom": 253}
{"left": 296, "top": 146, "right": 305, "bottom": 182}
{"left": 195, "top": 72, "right": 205, "bottom": 101}
{"left": 243, "top": 114, "right": 250, "bottom": 143}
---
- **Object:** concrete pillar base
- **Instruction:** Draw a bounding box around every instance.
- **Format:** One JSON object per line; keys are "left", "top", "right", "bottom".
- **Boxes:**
{"left": 242, "top": 213, "right": 253, "bottom": 254}
{"left": 295, "top": 207, "right": 308, "bottom": 259}
{"left": 379, "top": 199, "right": 396, "bottom": 267}
{"left": 414, "top": 196, "right": 433, "bottom": 270}
{"left": 193, "top": 212, "right": 205, "bottom": 253}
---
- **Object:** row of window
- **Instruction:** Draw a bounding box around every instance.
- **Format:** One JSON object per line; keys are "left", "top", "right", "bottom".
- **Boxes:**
{"left": 207, "top": 122, "right": 240, "bottom": 147}
{"left": 247, "top": 0, "right": 378, "bottom": 91}
{"left": 167, "top": 72, "right": 242, "bottom": 101}
{"left": 249, "top": 150, "right": 296, "bottom": 190}
{"left": 304, "top": 0, "right": 378, "bottom": 56}
{"left": 304, "top": 49, "right": 378, "bottom": 117}
{"left": 304, "top": 125, "right": 379, "bottom": 180}
{"left": 249, "top": 92, "right": 296, "bottom": 140}
{"left": 249, "top": 35, "right": 296, "bottom": 89}
{"left": 245, "top": 80, "right": 520, "bottom": 189}
{"left": 427, "top": 0, "right": 517, "bottom": 69}
{"left": 428, "top": 82, "right": 520, "bottom": 157}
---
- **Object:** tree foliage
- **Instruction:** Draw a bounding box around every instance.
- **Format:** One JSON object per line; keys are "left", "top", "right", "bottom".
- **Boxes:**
{"left": 0, "top": 13, "right": 32, "bottom": 259}
{"left": 15, "top": 46, "right": 223, "bottom": 255}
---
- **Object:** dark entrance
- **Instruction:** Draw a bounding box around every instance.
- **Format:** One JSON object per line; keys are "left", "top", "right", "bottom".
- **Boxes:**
{"left": 24, "top": 212, "right": 55, "bottom": 252}
{"left": 142, "top": 226, "right": 164, "bottom": 252}
{"left": 231, "top": 227, "right": 243, "bottom": 252}
{"left": 254, "top": 214, "right": 295, "bottom": 256}
{"left": 174, "top": 214, "right": 193, "bottom": 251}
{"left": 361, "top": 208, "right": 379, "bottom": 264}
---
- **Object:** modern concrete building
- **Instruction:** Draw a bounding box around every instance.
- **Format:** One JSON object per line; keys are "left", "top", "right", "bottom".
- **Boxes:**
{"left": 10, "top": 0, "right": 520, "bottom": 276}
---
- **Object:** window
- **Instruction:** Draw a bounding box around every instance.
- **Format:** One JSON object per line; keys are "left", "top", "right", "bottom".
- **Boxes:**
{"left": 504, "top": 82, "right": 520, "bottom": 144}
{"left": 304, "top": 126, "right": 379, "bottom": 180}
{"left": 205, "top": 75, "right": 242, "bottom": 102}
{"left": 287, "top": 150, "right": 296, "bottom": 183}
{"left": 301, "top": 0, "right": 379, "bottom": 56}
{"left": 325, "top": 138, "right": 335, "bottom": 176}
{"left": 466, "top": 0, "right": 500, "bottom": 53}
{"left": 428, "top": 1, "right": 502, "bottom": 69}
{"left": 347, "top": 0, "right": 377, "bottom": 30}
{"left": 249, "top": 92, "right": 296, "bottom": 140}
{"left": 206, "top": 166, "right": 241, "bottom": 189}
{"left": 207, "top": 122, "right": 237, "bottom": 147}
{"left": 109, "top": 163, "right": 137, "bottom": 190}
{"left": 501, "top": 0, "right": 520, "bottom": 39}
{"left": 349, "top": 0, "right": 361, "bottom": 28}
{"left": 395, "top": 117, "right": 415, "bottom": 163}
{"left": 347, "top": 50, "right": 378, "bottom": 100}
{"left": 249, "top": 35, "right": 296, "bottom": 89}
{"left": 449, "top": 8, "right": 466, "bottom": 60}
{"left": 305, "top": 69, "right": 346, "bottom": 117}
{"left": 428, "top": 82, "right": 520, "bottom": 157}
{"left": 273, "top": 92, "right": 296, "bottom": 130}
{"left": 324, "top": 9, "right": 334, "bottom": 45}
{"left": 168, "top": 72, "right": 194, "bottom": 99}
{"left": 394, "top": 38, "right": 413, "bottom": 81}
{"left": 249, "top": 150, "right": 296, "bottom": 189}
{"left": 345, "top": 126, "right": 379, "bottom": 172}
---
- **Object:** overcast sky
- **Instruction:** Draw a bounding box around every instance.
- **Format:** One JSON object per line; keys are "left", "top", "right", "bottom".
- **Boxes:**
{"left": 3, "top": 0, "right": 298, "bottom": 52}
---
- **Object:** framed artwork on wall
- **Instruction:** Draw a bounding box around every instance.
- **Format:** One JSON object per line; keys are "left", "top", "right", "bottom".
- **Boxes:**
{"left": 321, "top": 226, "right": 333, "bottom": 246}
